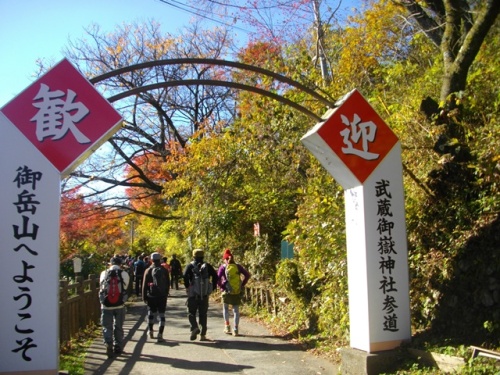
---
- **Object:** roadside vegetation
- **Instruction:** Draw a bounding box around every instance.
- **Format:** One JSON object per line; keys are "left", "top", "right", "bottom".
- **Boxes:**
{"left": 59, "top": 323, "right": 99, "bottom": 375}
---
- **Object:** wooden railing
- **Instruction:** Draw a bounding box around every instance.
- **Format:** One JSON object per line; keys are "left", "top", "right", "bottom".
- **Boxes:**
{"left": 246, "top": 284, "right": 285, "bottom": 316}
{"left": 59, "top": 274, "right": 101, "bottom": 344}
{"left": 212, "top": 283, "right": 282, "bottom": 317}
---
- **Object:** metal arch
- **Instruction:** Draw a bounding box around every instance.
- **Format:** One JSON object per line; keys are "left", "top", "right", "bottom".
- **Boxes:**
{"left": 107, "top": 79, "right": 323, "bottom": 122}
{"left": 90, "top": 58, "right": 336, "bottom": 108}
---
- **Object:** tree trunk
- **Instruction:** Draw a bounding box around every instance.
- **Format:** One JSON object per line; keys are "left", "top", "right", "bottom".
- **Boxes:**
{"left": 439, "top": 0, "right": 500, "bottom": 101}
{"left": 440, "top": 62, "right": 469, "bottom": 103}
{"left": 401, "top": 0, "right": 499, "bottom": 102}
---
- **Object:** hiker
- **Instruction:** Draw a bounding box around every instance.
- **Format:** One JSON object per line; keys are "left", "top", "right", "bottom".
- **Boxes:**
{"left": 99, "top": 256, "right": 130, "bottom": 358}
{"left": 217, "top": 248, "right": 251, "bottom": 336}
{"left": 142, "top": 252, "right": 170, "bottom": 342}
{"left": 133, "top": 255, "right": 146, "bottom": 297}
{"left": 183, "top": 248, "right": 218, "bottom": 341}
{"left": 169, "top": 254, "right": 182, "bottom": 290}
{"left": 162, "top": 256, "right": 171, "bottom": 273}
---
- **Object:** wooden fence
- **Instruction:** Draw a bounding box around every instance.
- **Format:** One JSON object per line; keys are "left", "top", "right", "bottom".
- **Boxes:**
{"left": 242, "top": 284, "right": 283, "bottom": 317}
{"left": 59, "top": 274, "right": 100, "bottom": 344}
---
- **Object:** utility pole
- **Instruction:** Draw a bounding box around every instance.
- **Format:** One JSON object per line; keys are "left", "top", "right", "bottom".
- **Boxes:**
{"left": 312, "top": 0, "right": 332, "bottom": 85}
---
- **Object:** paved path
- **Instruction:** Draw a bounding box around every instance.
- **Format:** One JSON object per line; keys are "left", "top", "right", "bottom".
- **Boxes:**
{"left": 84, "top": 288, "right": 339, "bottom": 374}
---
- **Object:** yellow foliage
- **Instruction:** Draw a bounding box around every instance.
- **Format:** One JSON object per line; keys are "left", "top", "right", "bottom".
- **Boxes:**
{"left": 332, "top": 0, "right": 404, "bottom": 91}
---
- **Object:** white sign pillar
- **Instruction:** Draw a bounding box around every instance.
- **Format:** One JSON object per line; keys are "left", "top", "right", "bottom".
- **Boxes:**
{"left": 0, "top": 59, "right": 122, "bottom": 374}
{"left": 301, "top": 89, "right": 411, "bottom": 352}
{"left": 0, "top": 113, "right": 61, "bottom": 374}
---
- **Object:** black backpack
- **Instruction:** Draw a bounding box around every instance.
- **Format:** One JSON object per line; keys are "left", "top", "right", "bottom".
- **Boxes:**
{"left": 148, "top": 266, "right": 168, "bottom": 297}
{"left": 99, "top": 269, "right": 126, "bottom": 307}
{"left": 189, "top": 261, "right": 213, "bottom": 298}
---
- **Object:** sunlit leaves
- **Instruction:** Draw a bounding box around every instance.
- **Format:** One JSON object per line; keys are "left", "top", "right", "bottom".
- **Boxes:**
{"left": 60, "top": 188, "right": 125, "bottom": 261}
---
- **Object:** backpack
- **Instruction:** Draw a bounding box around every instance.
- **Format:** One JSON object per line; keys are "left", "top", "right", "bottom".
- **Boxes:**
{"left": 99, "top": 269, "right": 126, "bottom": 307}
{"left": 224, "top": 263, "right": 241, "bottom": 295}
{"left": 189, "top": 261, "right": 213, "bottom": 298}
{"left": 148, "top": 266, "right": 168, "bottom": 297}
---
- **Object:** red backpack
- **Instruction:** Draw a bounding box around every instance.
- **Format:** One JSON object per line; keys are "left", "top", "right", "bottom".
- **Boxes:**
{"left": 99, "top": 269, "right": 125, "bottom": 307}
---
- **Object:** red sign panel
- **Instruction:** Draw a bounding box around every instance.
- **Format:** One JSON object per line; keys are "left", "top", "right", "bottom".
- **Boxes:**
{"left": 1, "top": 58, "right": 122, "bottom": 174}
{"left": 317, "top": 89, "right": 398, "bottom": 184}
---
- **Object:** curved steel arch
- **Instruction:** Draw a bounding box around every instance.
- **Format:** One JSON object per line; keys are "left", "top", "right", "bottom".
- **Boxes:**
{"left": 90, "top": 58, "right": 336, "bottom": 109}
{"left": 107, "top": 79, "right": 322, "bottom": 122}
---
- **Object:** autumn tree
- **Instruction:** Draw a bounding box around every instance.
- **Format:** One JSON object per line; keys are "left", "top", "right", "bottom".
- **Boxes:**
{"left": 122, "top": 150, "right": 177, "bottom": 219}
{"left": 320, "top": 0, "right": 500, "bottom": 344}
{"left": 392, "top": 0, "right": 499, "bottom": 208}
{"left": 60, "top": 187, "right": 127, "bottom": 277}
{"left": 63, "top": 21, "right": 238, "bottom": 221}
{"left": 160, "top": 40, "right": 325, "bottom": 272}
{"left": 395, "top": 0, "right": 499, "bottom": 101}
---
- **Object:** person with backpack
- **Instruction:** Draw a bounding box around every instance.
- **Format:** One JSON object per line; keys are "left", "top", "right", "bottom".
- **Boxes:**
{"left": 183, "top": 248, "right": 218, "bottom": 341}
{"left": 134, "top": 255, "right": 146, "bottom": 297}
{"left": 99, "top": 256, "right": 130, "bottom": 358}
{"left": 217, "top": 248, "right": 251, "bottom": 336}
{"left": 142, "top": 252, "right": 170, "bottom": 343}
{"left": 169, "top": 254, "right": 182, "bottom": 290}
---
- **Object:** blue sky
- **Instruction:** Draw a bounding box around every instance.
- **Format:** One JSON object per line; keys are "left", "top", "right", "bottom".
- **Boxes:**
{"left": 0, "top": 0, "right": 194, "bottom": 107}
{"left": 0, "top": 1, "right": 361, "bottom": 108}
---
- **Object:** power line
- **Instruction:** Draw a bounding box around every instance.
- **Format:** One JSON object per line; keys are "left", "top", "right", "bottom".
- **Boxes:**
{"left": 156, "top": 0, "right": 251, "bottom": 33}
{"left": 203, "top": 0, "right": 298, "bottom": 11}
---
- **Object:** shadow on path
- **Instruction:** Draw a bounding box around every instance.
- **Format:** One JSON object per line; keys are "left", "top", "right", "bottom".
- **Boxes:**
{"left": 83, "top": 290, "right": 338, "bottom": 375}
